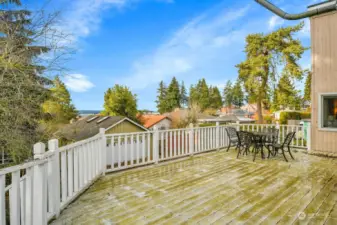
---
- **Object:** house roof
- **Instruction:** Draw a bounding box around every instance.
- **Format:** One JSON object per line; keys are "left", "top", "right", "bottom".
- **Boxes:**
{"left": 200, "top": 115, "right": 255, "bottom": 123}
{"left": 55, "top": 115, "right": 147, "bottom": 141}
{"left": 138, "top": 115, "right": 171, "bottom": 129}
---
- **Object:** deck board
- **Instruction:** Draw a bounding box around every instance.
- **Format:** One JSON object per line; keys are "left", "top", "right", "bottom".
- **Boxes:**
{"left": 51, "top": 150, "right": 337, "bottom": 225}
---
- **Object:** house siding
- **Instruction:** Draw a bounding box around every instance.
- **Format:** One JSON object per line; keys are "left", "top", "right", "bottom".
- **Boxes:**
{"left": 105, "top": 120, "right": 146, "bottom": 134}
{"left": 148, "top": 118, "right": 172, "bottom": 130}
{"left": 310, "top": 11, "right": 337, "bottom": 155}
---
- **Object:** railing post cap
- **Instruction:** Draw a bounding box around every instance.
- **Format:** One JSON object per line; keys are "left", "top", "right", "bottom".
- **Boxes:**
{"left": 99, "top": 128, "right": 105, "bottom": 134}
{"left": 34, "top": 142, "right": 46, "bottom": 159}
{"left": 48, "top": 139, "right": 59, "bottom": 151}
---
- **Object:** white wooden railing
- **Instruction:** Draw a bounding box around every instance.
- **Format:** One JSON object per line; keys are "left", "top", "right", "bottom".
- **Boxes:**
{"left": 0, "top": 129, "right": 106, "bottom": 225}
{"left": 0, "top": 123, "right": 310, "bottom": 225}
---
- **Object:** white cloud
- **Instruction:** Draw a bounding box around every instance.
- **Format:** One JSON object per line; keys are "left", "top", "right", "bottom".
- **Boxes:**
{"left": 268, "top": 15, "right": 284, "bottom": 30}
{"left": 60, "top": 0, "right": 174, "bottom": 45}
{"left": 64, "top": 74, "right": 95, "bottom": 92}
{"left": 121, "top": 5, "right": 251, "bottom": 90}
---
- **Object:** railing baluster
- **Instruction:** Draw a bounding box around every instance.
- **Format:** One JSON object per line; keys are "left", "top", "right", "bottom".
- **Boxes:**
{"left": 178, "top": 130, "right": 181, "bottom": 156}
{"left": 118, "top": 136, "right": 121, "bottom": 168}
{"left": 68, "top": 149, "right": 74, "bottom": 198}
{"left": 131, "top": 134, "right": 134, "bottom": 166}
{"left": 165, "top": 131, "right": 168, "bottom": 159}
{"left": 124, "top": 135, "right": 128, "bottom": 167}
{"left": 160, "top": 131, "right": 165, "bottom": 159}
{"left": 25, "top": 167, "right": 33, "bottom": 225}
{"left": 61, "top": 151, "right": 67, "bottom": 202}
{"left": 170, "top": 131, "right": 173, "bottom": 158}
{"left": 79, "top": 145, "right": 84, "bottom": 188}
{"left": 10, "top": 171, "right": 20, "bottom": 225}
{"left": 137, "top": 134, "right": 141, "bottom": 163}
{"left": 147, "top": 132, "right": 151, "bottom": 162}
{"left": 142, "top": 134, "right": 145, "bottom": 163}
{"left": 0, "top": 175, "right": 4, "bottom": 225}
{"left": 74, "top": 147, "right": 79, "bottom": 193}
{"left": 176, "top": 131, "right": 179, "bottom": 156}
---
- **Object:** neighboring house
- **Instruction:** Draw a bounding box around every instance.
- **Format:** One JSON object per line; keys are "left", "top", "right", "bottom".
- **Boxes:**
{"left": 199, "top": 115, "right": 255, "bottom": 124}
{"left": 138, "top": 115, "right": 172, "bottom": 130}
{"left": 55, "top": 115, "right": 148, "bottom": 142}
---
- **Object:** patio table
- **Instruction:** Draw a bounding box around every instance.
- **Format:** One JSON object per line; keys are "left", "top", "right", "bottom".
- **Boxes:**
{"left": 251, "top": 132, "right": 274, "bottom": 160}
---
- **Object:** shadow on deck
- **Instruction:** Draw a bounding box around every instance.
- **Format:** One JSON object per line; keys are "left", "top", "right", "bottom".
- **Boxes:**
{"left": 51, "top": 149, "right": 337, "bottom": 225}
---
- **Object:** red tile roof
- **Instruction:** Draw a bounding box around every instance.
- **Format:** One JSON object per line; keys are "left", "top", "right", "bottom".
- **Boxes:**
{"left": 138, "top": 115, "right": 170, "bottom": 129}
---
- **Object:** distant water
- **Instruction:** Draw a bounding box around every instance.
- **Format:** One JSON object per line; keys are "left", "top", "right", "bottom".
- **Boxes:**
{"left": 79, "top": 110, "right": 101, "bottom": 116}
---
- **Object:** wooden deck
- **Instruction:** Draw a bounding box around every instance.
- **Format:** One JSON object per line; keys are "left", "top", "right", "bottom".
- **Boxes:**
{"left": 51, "top": 149, "right": 337, "bottom": 225}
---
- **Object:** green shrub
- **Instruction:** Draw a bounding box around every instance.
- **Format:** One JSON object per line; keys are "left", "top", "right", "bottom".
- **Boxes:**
{"left": 263, "top": 115, "right": 273, "bottom": 124}
{"left": 199, "top": 123, "right": 215, "bottom": 127}
{"left": 279, "top": 111, "right": 311, "bottom": 124}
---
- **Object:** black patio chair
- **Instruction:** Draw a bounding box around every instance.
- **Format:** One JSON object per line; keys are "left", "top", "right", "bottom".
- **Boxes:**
{"left": 225, "top": 127, "right": 239, "bottom": 152}
{"left": 272, "top": 132, "right": 296, "bottom": 162}
{"left": 237, "top": 131, "right": 253, "bottom": 159}
{"left": 252, "top": 133, "right": 267, "bottom": 162}
{"left": 264, "top": 128, "right": 279, "bottom": 157}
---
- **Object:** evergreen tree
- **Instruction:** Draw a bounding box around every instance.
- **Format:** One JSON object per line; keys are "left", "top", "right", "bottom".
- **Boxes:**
{"left": 102, "top": 85, "right": 138, "bottom": 120}
{"left": 189, "top": 85, "right": 197, "bottom": 106}
{"left": 197, "top": 78, "right": 210, "bottom": 111}
{"left": 209, "top": 86, "right": 223, "bottom": 109}
{"left": 0, "top": 0, "right": 51, "bottom": 163}
{"left": 276, "top": 74, "right": 301, "bottom": 110}
{"left": 237, "top": 23, "right": 306, "bottom": 123}
{"left": 166, "top": 77, "right": 181, "bottom": 111}
{"left": 180, "top": 81, "right": 188, "bottom": 107}
{"left": 232, "top": 80, "right": 244, "bottom": 107}
{"left": 303, "top": 70, "right": 312, "bottom": 103}
{"left": 42, "top": 76, "right": 78, "bottom": 123}
{"left": 156, "top": 81, "right": 168, "bottom": 114}
{"left": 223, "top": 81, "right": 233, "bottom": 107}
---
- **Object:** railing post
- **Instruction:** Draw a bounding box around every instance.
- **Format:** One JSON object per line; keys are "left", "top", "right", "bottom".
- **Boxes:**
{"left": 99, "top": 128, "right": 107, "bottom": 175}
{"left": 216, "top": 122, "right": 220, "bottom": 151}
{"left": 189, "top": 123, "right": 194, "bottom": 156}
{"left": 236, "top": 121, "right": 240, "bottom": 132}
{"left": 33, "top": 143, "right": 47, "bottom": 225}
{"left": 307, "top": 124, "right": 311, "bottom": 152}
{"left": 48, "top": 139, "right": 61, "bottom": 217}
{"left": 153, "top": 126, "right": 159, "bottom": 164}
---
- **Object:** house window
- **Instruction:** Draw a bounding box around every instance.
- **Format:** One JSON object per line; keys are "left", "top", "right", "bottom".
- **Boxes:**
{"left": 321, "top": 94, "right": 337, "bottom": 129}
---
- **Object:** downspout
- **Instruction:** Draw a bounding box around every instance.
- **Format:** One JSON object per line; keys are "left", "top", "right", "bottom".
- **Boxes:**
{"left": 255, "top": 0, "right": 337, "bottom": 20}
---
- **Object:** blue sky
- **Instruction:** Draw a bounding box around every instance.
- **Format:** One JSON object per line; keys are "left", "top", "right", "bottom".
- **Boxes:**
{"left": 28, "top": 0, "right": 323, "bottom": 110}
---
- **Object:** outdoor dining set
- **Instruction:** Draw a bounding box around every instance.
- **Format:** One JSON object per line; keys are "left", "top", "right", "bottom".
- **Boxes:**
{"left": 225, "top": 127, "right": 296, "bottom": 162}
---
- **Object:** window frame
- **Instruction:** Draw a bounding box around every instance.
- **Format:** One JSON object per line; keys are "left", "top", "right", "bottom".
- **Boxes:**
{"left": 318, "top": 92, "right": 337, "bottom": 132}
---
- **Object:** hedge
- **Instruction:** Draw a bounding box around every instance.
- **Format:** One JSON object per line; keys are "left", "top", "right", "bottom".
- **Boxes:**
{"left": 279, "top": 111, "right": 311, "bottom": 125}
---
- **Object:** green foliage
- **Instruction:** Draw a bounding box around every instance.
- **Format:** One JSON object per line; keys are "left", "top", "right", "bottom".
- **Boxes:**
{"left": 42, "top": 76, "right": 78, "bottom": 123}
{"left": 275, "top": 74, "right": 301, "bottom": 110}
{"left": 102, "top": 85, "right": 138, "bottom": 120}
{"left": 304, "top": 70, "right": 312, "bottom": 102}
{"left": 189, "top": 79, "right": 210, "bottom": 111}
{"left": 223, "top": 81, "right": 233, "bottom": 107}
{"left": 237, "top": 23, "right": 306, "bottom": 123}
{"left": 0, "top": 1, "right": 52, "bottom": 163}
{"left": 156, "top": 81, "right": 168, "bottom": 114}
{"left": 180, "top": 81, "right": 188, "bottom": 107}
{"left": 209, "top": 86, "right": 223, "bottom": 109}
{"left": 263, "top": 115, "right": 273, "bottom": 124}
{"left": 279, "top": 111, "right": 311, "bottom": 125}
{"left": 166, "top": 77, "right": 181, "bottom": 111}
{"left": 232, "top": 80, "right": 244, "bottom": 107}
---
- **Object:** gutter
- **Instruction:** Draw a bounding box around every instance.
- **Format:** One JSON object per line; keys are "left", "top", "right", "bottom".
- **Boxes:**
{"left": 255, "top": 0, "right": 337, "bottom": 20}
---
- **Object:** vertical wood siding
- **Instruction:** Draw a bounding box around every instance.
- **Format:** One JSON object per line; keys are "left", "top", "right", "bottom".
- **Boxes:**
{"left": 311, "top": 11, "right": 337, "bottom": 154}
